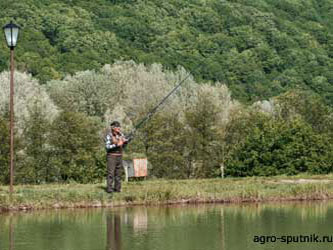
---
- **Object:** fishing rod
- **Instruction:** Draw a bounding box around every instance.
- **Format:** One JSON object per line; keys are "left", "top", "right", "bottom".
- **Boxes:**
{"left": 125, "top": 64, "right": 201, "bottom": 143}
{"left": 123, "top": 46, "right": 225, "bottom": 143}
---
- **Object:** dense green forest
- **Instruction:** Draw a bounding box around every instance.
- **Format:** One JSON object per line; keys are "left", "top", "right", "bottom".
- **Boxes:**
{"left": 0, "top": 63, "right": 332, "bottom": 183}
{"left": 0, "top": 0, "right": 332, "bottom": 184}
{"left": 0, "top": 0, "right": 332, "bottom": 104}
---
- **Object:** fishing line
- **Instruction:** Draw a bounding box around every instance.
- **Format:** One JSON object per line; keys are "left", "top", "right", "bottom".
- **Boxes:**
{"left": 126, "top": 47, "right": 224, "bottom": 141}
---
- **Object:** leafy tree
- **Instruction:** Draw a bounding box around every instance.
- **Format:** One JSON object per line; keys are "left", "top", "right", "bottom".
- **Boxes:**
{"left": 226, "top": 118, "right": 333, "bottom": 177}
{"left": 0, "top": 71, "right": 58, "bottom": 134}
{"left": 184, "top": 87, "right": 223, "bottom": 178}
{"left": 274, "top": 90, "right": 333, "bottom": 134}
{"left": 15, "top": 101, "right": 53, "bottom": 184}
{"left": 144, "top": 114, "right": 187, "bottom": 179}
{"left": 47, "top": 68, "right": 117, "bottom": 119}
{"left": 49, "top": 111, "right": 104, "bottom": 183}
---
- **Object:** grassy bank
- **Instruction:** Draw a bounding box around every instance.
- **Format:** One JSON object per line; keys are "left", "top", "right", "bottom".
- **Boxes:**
{"left": 1, "top": 175, "right": 333, "bottom": 212}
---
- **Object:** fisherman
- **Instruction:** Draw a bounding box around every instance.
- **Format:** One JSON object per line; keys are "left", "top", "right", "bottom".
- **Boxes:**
{"left": 103, "top": 64, "right": 193, "bottom": 193}
{"left": 105, "top": 121, "right": 128, "bottom": 193}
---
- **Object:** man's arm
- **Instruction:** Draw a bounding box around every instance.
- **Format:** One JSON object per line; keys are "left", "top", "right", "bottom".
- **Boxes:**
{"left": 105, "top": 134, "right": 118, "bottom": 151}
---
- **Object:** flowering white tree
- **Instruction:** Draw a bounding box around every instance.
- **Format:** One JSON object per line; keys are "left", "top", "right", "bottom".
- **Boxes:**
{"left": 186, "top": 83, "right": 235, "bottom": 128}
{"left": 0, "top": 71, "right": 58, "bottom": 134}
{"left": 47, "top": 69, "right": 118, "bottom": 118}
{"left": 108, "top": 61, "right": 197, "bottom": 121}
{"left": 45, "top": 61, "right": 237, "bottom": 131}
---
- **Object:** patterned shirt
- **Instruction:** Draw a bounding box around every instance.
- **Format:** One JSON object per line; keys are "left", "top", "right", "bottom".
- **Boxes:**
{"left": 105, "top": 132, "right": 126, "bottom": 154}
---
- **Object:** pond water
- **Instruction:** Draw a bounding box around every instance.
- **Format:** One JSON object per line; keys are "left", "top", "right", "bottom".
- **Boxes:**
{"left": 1, "top": 201, "right": 333, "bottom": 250}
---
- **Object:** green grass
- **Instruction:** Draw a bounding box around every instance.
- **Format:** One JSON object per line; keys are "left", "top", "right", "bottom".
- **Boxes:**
{"left": 2, "top": 174, "right": 333, "bottom": 212}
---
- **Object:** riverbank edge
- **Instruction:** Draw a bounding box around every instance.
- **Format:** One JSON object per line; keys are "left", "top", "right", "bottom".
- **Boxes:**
{"left": 2, "top": 197, "right": 333, "bottom": 213}
{"left": 1, "top": 176, "right": 333, "bottom": 213}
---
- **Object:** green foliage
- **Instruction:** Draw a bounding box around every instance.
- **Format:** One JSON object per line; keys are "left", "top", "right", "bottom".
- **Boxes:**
{"left": 184, "top": 90, "right": 223, "bottom": 178}
{"left": 144, "top": 114, "right": 188, "bottom": 179}
{"left": 0, "top": 113, "right": 23, "bottom": 185}
{"left": 0, "top": 61, "right": 332, "bottom": 184}
{"left": 275, "top": 90, "right": 333, "bottom": 134}
{"left": 0, "top": 71, "right": 59, "bottom": 133}
{"left": 0, "top": 0, "right": 332, "bottom": 103}
{"left": 0, "top": 116, "right": 9, "bottom": 184}
{"left": 226, "top": 117, "right": 333, "bottom": 177}
{"left": 47, "top": 69, "right": 116, "bottom": 118}
{"left": 49, "top": 111, "right": 104, "bottom": 183}
{"left": 16, "top": 102, "right": 52, "bottom": 184}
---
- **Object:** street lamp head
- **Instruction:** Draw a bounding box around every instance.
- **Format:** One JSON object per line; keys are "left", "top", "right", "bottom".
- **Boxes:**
{"left": 3, "top": 21, "right": 20, "bottom": 49}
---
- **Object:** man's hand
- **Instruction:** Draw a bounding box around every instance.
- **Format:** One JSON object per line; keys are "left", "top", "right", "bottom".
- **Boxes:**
{"left": 117, "top": 140, "right": 124, "bottom": 146}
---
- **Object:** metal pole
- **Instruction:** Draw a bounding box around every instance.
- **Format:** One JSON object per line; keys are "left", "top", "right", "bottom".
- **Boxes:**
{"left": 9, "top": 47, "right": 14, "bottom": 194}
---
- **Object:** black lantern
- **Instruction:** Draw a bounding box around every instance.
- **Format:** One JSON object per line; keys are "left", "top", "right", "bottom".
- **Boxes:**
{"left": 3, "top": 21, "right": 20, "bottom": 48}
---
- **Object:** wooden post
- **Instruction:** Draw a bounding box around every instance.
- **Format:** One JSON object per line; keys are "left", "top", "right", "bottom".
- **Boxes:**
{"left": 220, "top": 163, "right": 224, "bottom": 179}
{"left": 124, "top": 162, "right": 128, "bottom": 182}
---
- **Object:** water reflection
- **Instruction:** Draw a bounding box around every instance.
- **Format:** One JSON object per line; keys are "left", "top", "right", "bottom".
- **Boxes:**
{"left": 9, "top": 217, "right": 14, "bottom": 250}
{"left": 220, "top": 208, "right": 225, "bottom": 250}
{"left": 132, "top": 208, "right": 148, "bottom": 233}
{"left": 221, "top": 201, "right": 330, "bottom": 221}
{"left": 106, "top": 213, "right": 121, "bottom": 250}
{"left": 1, "top": 201, "right": 333, "bottom": 250}
{"left": 106, "top": 208, "right": 149, "bottom": 250}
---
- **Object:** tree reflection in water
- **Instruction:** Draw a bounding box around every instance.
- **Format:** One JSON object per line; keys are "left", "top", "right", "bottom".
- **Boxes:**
{"left": 8, "top": 216, "right": 14, "bottom": 250}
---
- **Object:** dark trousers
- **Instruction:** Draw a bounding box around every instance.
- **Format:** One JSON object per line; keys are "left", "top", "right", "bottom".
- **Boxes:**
{"left": 107, "top": 154, "right": 123, "bottom": 192}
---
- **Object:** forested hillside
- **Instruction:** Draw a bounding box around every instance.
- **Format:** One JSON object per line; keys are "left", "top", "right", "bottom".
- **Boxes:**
{"left": 0, "top": 0, "right": 332, "bottom": 104}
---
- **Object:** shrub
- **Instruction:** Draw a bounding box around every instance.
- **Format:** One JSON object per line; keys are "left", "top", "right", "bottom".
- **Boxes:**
{"left": 226, "top": 118, "right": 333, "bottom": 176}
{"left": 49, "top": 111, "right": 104, "bottom": 183}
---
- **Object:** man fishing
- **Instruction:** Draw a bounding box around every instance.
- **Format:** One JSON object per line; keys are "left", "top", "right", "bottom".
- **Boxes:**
{"left": 104, "top": 64, "right": 196, "bottom": 193}
{"left": 105, "top": 121, "right": 129, "bottom": 193}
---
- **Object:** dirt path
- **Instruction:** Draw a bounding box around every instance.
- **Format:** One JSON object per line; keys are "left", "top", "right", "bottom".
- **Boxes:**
{"left": 279, "top": 179, "right": 331, "bottom": 184}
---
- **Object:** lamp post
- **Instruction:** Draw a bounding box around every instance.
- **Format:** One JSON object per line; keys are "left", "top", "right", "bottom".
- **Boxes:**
{"left": 3, "top": 21, "right": 20, "bottom": 194}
